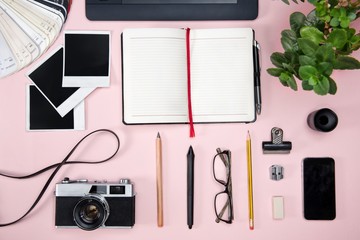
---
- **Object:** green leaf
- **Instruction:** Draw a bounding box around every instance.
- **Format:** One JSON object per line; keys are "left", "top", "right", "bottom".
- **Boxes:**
{"left": 348, "top": 29, "right": 357, "bottom": 40}
{"left": 302, "top": 80, "right": 314, "bottom": 91}
{"left": 287, "top": 75, "right": 298, "bottom": 90}
{"left": 336, "top": 43, "right": 352, "bottom": 55}
{"left": 348, "top": 12, "right": 357, "bottom": 21}
{"left": 270, "top": 52, "right": 289, "bottom": 68}
{"left": 313, "top": 76, "right": 330, "bottom": 95}
{"left": 328, "top": 29, "right": 348, "bottom": 49}
{"left": 281, "top": 30, "right": 298, "bottom": 52}
{"left": 308, "top": 0, "right": 317, "bottom": 5}
{"left": 279, "top": 72, "right": 298, "bottom": 90}
{"left": 282, "top": 63, "right": 297, "bottom": 74}
{"left": 290, "top": 12, "right": 306, "bottom": 35}
{"left": 340, "top": 18, "right": 350, "bottom": 28}
{"left": 299, "top": 65, "right": 318, "bottom": 80}
{"left": 315, "top": 44, "right": 335, "bottom": 63}
{"left": 279, "top": 79, "right": 289, "bottom": 87}
{"left": 330, "top": 8, "right": 340, "bottom": 18}
{"left": 328, "top": 77, "right": 337, "bottom": 95}
{"left": 323, "top": 15, "right": 331, "bottom": 23}
{"left": 315, "top": 3, "right": 328, "bottom": 18}
{"left": 329, "top": 17, "right": 340, "bottom": 27}
{"left": 281, "top": 36, "right": 295, "bottom": 51}
{"left": 340, "top": 8, "right": 347, "bottom": 18}
{"left": 267, "top": 68, "right": 284, "bottom": 77}
{"left": 350, "top": 33, "right": 360, "bottom": 51}
{"left": 305, "top": 10, "right": 325, "bottom": 31}
{"left": 298, "top": 38, "right": 318, "bottom": 56}
{"left": 300, "top": 26, "right": 325, "bottom": 45}
{"left": 333, "top": 55, "right": 360, "bottom": 69}
{"left": 279, "top": 72, "right": 290, "bottom": 86}
{"left": 318, "top": 62, "right": 333, "bottom": 76}
{"left": 299, "top": 55, "right": 317, "bottom": 66}
{"left": 308, "top": 75, "right": 318, "bottom": 86}
{"left": 285, "top": 50, "right": 298, "bottom": 61}
{"left": 281, "top": 29, "right": 297, "bottom": 41}
{"left": 350, "top": 34, "right": 360, "bottom": 43}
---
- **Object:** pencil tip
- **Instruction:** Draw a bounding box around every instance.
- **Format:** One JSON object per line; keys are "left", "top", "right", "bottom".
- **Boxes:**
{"left": 188, "top": 145, "right": 194, "bottom": 154}
{"left": 157, "top": 132, "right": 160, "bottom": 138}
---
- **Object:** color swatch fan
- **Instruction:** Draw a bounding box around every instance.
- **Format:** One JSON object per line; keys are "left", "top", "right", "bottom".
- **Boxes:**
{"left": 0, "top": 0, "right": 72, "bottom": 79}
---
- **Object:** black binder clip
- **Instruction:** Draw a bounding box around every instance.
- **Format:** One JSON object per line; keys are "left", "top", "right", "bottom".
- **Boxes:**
{"left": 262, "top": 127, "right": 292, "bottom": 154}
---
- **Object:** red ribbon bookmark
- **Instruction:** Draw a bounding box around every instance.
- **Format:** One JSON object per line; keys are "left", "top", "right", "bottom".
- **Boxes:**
{"left": 186, "top": 28, "right": 195, "bottom": 138}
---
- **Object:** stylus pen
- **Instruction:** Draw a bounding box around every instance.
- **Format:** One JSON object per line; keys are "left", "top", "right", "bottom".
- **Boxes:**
{"left": 156, "top": 132, "right": 164, "bottom": 227}
{"left": 253, "top": 41, "right": 262, "bottom": 115}
{"left": 187, "top": 145, "right": 195, "bottom": 229}
{"left": 246, "top": 131, "right": 254, "bottom": 230}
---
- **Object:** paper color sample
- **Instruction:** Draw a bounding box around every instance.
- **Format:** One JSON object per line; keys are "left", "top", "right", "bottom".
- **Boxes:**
{"left": 0, "top": 1, "right": 48, "bottom": 55}
{"left": 0, "top": 31, "right": 18, "bottom": 78}
{"left": 26, "top": 84, "right": 85, "bottom": 131}
{"left": 0, "top": 0, "right": 70, "bottom": 78}
{"left": 62, "top": 31, "right": 111, "bottom": 88}
{"left": 27, "top": 46, "right": 95, "bottom": 117}
{"left": 33, "top": 0, "right": 68, "bottom": 20}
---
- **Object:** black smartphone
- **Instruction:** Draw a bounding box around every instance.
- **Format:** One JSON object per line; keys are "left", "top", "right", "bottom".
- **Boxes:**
{"left": 302, "top": 157, "right": 336, "bottom": 220}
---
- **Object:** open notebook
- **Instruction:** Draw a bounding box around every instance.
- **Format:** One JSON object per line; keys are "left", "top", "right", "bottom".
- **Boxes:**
{"left": 122, "top": 28, "right": 256, "bottom": 127}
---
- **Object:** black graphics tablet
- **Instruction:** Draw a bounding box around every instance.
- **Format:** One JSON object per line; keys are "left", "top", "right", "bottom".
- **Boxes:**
{"left": 86, "top": 0, "right": 258, "bottom": 21}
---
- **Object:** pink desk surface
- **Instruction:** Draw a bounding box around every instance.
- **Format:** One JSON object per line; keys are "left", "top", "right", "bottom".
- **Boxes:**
{"left": 1, "top": 0, "right": 360, "bottom": 239}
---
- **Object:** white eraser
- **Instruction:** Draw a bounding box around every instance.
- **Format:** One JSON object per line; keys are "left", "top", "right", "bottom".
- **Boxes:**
{"left": 272, "top": 196, "right": 284, "bottom": 220}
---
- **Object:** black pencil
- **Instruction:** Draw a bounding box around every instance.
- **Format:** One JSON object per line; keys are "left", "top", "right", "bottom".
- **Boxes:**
{"left": 187, "top": 145, "right": 195, "bottom": 229}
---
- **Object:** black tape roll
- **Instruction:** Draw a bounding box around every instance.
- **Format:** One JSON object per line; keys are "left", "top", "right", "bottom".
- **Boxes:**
{"left": 307, "top": 108, "right": 338, "bottom": 132}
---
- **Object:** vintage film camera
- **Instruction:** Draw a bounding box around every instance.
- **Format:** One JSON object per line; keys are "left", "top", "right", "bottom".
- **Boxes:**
{"left": 55, "top": 177, "right": 135, "bottom": 231}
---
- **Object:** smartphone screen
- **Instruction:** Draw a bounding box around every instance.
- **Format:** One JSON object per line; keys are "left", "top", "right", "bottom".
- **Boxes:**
{"left": 302, "top": 157, "right": 336, "bottom": 220}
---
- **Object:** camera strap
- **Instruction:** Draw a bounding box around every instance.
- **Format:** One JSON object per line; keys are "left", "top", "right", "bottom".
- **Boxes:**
{"left": 0, "top": 129, "right": 121, "bottom": 227}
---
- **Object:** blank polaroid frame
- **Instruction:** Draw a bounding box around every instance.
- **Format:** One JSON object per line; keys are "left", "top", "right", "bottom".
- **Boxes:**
{"left": 26, "top": 84, "right": 85, "bottom": 131}
{"left": 62, "top": 31, "right": 111, "bottom": 88}
{"left": 27, "top": 45, "right": 95, "bottom": 117}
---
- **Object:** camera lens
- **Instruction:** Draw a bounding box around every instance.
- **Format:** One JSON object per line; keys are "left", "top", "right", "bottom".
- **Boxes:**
{"left": 73, "top": 194, "right": 110, "bottom": 231}
{"left": 81, "top": 204, "right": 100, "bottom": 223}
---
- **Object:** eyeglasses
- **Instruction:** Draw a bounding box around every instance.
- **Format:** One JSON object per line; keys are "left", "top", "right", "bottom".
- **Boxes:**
{"left": 212, "top": 148, "right": 234, "bottom": 224}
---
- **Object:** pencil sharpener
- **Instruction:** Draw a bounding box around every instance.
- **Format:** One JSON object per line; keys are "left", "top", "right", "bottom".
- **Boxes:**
{"left": 262, "top": 127, "right": 292, "bottom": 154}
{"left": 269, "top": 165, "right": 284, "bottom": 181}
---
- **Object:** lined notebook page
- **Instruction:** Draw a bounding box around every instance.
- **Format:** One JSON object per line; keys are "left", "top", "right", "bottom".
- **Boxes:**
{"left": 122, "top": 28, "right": 188, "bottom": 124}
{"left": 190, "top": 28, "right": 255, "bottom": 122}
{"left": 122, "top": 28, "right": 255, "bottom": 124}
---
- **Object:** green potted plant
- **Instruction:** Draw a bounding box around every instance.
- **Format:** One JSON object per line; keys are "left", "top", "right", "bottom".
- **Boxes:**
{"left": 267, "top": 0, "right": 360, "bottom": 95}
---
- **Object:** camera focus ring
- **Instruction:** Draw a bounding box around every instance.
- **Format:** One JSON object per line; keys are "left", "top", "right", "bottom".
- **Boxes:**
{"left": 73, "top": 194, "right": 110, "bottom": 231}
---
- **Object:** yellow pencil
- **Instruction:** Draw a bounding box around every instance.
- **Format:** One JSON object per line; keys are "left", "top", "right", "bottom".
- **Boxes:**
{"left": 246, "top": 131, "right": 254, "bottom": 230}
